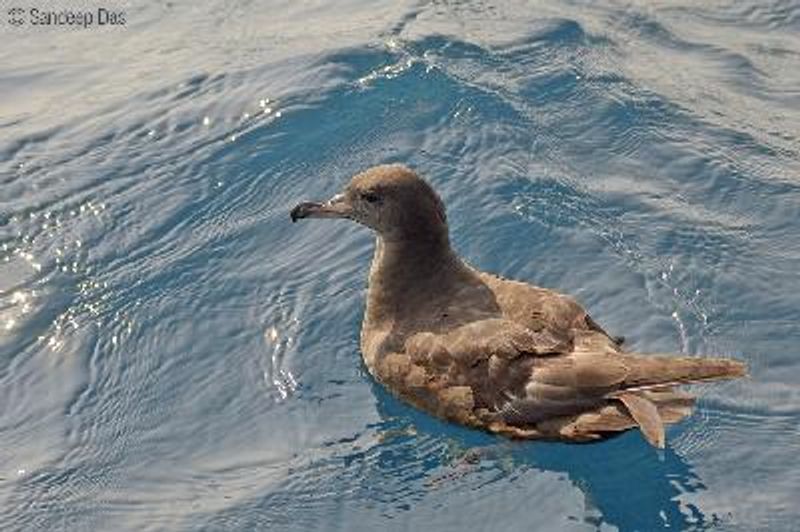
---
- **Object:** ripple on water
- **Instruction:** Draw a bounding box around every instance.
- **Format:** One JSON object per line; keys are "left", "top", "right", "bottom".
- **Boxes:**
{"left": 2, "top": 1, "right": 800, "bottom": 531}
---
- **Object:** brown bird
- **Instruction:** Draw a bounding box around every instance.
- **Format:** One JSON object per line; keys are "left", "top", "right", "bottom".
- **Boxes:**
{"left": 290, "top": 164, "right": 746, "bottom": 447}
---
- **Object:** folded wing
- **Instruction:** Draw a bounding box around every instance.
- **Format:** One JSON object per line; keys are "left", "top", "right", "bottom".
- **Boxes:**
{"left": 403, "top": 319, "right": 745, "bottom": 448}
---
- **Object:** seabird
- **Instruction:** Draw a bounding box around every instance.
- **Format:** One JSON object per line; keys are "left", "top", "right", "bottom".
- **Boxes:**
{"left": 291, "top": 164, "right": 746, "bottom": 447}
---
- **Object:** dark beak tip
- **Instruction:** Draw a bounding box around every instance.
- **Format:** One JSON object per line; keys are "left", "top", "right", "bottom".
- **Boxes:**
{"left": 290, "top": 201, "right": 320, "bottom": 223}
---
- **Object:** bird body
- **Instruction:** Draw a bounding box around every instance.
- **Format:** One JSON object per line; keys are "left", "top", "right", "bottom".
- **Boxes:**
{"left": 291, "top": 165, "right": 746, "bottom": 447}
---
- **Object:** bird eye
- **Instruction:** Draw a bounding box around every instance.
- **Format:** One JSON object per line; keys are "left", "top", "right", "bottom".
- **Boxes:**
{"left": 361, "top": 191, "right": 380, "bottom": 204}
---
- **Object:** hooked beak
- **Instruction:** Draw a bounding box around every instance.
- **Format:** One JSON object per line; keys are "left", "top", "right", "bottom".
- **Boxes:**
{"left": 290, "top": 193, "right": 351, "bottom": 222}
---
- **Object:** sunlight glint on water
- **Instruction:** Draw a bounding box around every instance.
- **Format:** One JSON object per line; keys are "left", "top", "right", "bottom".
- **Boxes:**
{"left": 1, "top": 1, "right": 799, "bottom": 531}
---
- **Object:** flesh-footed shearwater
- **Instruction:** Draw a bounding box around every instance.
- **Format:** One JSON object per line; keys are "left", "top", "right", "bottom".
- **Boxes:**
{"left": 290, "top": 164, "right": 746, "bottom": 447}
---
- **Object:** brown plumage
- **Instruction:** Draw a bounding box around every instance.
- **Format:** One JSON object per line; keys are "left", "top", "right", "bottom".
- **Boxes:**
{"left": 290, "top": 164, "right": 747, "bottom": 447}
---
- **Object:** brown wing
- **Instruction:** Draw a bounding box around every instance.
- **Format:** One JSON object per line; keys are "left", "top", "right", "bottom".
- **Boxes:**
{"left": 479, "top": 272, "right": 621, "bottom": 344}
{"left": 404, "top": 318, "right": 570, "bottom": 363}
{"left": 399, "top": 318, "right": 571, "bottom": 417}
{"left": 398, "top": 306, "right": 744, "bottom": 447}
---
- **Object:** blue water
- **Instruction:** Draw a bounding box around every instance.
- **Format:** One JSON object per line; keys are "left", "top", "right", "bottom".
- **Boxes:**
{"left": 2, "top": 1, "right": 799, "bottom": 530}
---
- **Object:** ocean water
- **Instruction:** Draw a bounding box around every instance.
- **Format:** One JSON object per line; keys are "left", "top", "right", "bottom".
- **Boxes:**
{"left": 2, "top": 1, "right": 799, "bottom": 530}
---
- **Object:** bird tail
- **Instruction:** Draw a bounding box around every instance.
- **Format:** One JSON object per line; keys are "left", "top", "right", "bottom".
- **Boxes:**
{"left": 541, "top": 353, "right": 747, "bottom": 448}
{"left": 609, "top": 353, "right": 747, "bottom": 448}
{"left": 614, "top": 353, "right": 747, "bottom": 392}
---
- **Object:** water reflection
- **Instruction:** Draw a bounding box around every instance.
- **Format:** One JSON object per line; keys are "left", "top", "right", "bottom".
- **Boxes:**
{"left": 198, "top": 379, "right": 722, "bottom": 530}
{"left": 368, "top": 383, "right": 721, "bottom": 531}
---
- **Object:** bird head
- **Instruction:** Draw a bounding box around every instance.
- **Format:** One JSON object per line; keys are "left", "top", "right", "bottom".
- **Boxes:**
{"left": 291, "top": 164, "right": 448, "bottom": 243}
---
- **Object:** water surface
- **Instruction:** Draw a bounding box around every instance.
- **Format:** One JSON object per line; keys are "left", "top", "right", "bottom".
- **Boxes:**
{"left": 2, "top": 1, "right": 799, "bottom": 530}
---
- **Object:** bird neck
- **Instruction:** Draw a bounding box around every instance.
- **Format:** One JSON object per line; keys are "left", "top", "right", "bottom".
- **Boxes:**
{"left": 365, "top": 234, "right": 465, "bottom": 323}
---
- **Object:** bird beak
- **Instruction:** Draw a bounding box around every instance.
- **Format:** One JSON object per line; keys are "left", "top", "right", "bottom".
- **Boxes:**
{"left": 290, "top": 193, "right": 351, "bottom": 222}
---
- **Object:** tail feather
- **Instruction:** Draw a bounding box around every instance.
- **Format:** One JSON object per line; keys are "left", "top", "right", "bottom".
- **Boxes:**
{"left": 553, "top": 354, "right": 744, "bottom": 447}
{"left": 613, "top": 354, "right": 745, "bottom": 446}
{"left": 642, "top": 387, "right": 695, "bottom": 423}
{"left": 618, "top": 354, "right": 747, "bottom": 391}
{"left": 522, "top": 352, "right": 745, "bottom": 446}
{"left": 617, "top": 392, "right": 665, "bottom": 448}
